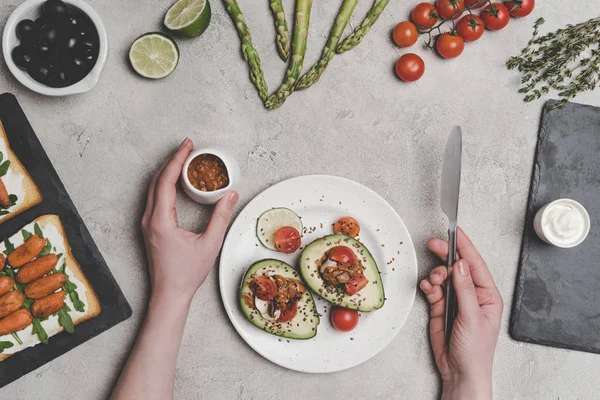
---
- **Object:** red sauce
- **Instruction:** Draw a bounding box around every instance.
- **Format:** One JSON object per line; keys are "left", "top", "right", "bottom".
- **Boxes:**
{"left": 187, "top": 154, "right": 229, "bottom": 192}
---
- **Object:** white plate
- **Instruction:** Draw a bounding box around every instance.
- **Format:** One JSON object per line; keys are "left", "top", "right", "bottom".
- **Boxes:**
{"left": 219, "top": 175, "right": 418, "bottom": 373}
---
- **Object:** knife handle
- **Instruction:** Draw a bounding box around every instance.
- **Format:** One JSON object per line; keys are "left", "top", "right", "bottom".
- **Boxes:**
{"left": 444, "top": 227, "right": 458, "bottom": 345}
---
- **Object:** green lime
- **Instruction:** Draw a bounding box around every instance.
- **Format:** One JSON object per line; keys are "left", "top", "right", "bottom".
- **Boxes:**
{"left": 129, "top": 33, "right": 180, "bottom": 79}
{"left": 164, "top": 0, "right": 211, "bottom": 38}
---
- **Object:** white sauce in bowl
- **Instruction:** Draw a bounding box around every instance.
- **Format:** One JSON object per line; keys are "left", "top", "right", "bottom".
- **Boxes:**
{"left": 534, "top": 199, "right": 590, "bottom": 248}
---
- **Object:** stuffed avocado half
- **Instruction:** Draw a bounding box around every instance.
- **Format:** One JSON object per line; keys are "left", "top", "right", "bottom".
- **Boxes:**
{"left": 240, "top": 259, "right": 319, "bottom": 340}
{"left": 300, "top": 235, "right": 385, "bottom": 312}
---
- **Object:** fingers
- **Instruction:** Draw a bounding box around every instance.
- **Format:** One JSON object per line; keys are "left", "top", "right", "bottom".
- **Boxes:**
{"left": 153, "top": 138, "right": 193, "bottom": 220}
{"left": 452, "top": 259, "right": 480, "bottom": 320}
{"left": 420, "top": 277, "right": 447, "bottom": 359}
{"left": 203, "top": 191, "right": 239, "bottom": 247}
{"left": 142, "top": 164, "right": 165, "bottom": 229}
{"left": 428, "top": 228, "right": 496, "bottom": 289}
{"left": 429, "top": 265, "right": 448, "bottom": 286}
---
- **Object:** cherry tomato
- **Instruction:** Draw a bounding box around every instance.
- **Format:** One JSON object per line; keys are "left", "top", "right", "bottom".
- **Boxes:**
{"left": 333, "top": 217, "right": 361, "bottom": 237}
{"left": 250, "top": 276, "right": 277, "bottom": 301}
{"left": 436, "top": 32, "right": 465, "bottom": 59}
{"left": 345, "top": 273, "right": 369, "bottom": 296}
{"left": 395, "top": 53, "right": 425, "bottom": 82}
{"left": 393, "top": 21, "right": 418, "bottom": 48}
{"left": 331, "top": 307, "right": 359, "bottom": 332}
{"left": 481, "top": 3, "right": 510, "bottom": 30}
{"left": 411, "top": 3, "right": 438, "bottom": 28}
{"left": 436, "top": 0, "right": 465, "bottom": 20}
{"left": 504, "top": 0, "right": 534, "bottom": 17}
{"left": 328, "top": 246, "right": 358, "bottom": 265}
{"left": 274, "top": 226, "right": 301, "bottom": 253}
{"left": 456, "top": 15, "right": 484, "bottom": 42}
{"left": 464, "top": 0, "right": 485, "bottom": 8}
{"left": 278, "top": 302, "right": 298, "bottom": 323}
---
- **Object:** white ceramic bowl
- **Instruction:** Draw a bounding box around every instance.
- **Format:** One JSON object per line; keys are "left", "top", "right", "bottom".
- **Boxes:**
{"left": 533, "top": 198, "right": 591, "bottom": 248}
{"left": 181, "top": 147, "right": 240, "bottom": 205}
{"left": 2, "top": 0, "right": 108, "bottom": 96}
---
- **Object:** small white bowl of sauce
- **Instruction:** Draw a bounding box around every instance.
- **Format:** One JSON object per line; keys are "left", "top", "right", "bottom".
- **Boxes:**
{"left": 533, "top": 199, "right": 591, "bottom": 248}
{"left": 181, "top": 147, "right": 240, "bottom": 205}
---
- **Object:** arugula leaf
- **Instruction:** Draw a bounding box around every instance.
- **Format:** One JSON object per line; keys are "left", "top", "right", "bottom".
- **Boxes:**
{"left": 3, "top": 238, "right": 14, "bottom": 255}
{"left": 0, "top": 211, "right": 9, "bottom": 216}
{"left": 0, "top": 151, "right": 3, "bottom": 164}
{"left": 8, "top": 194, "right": 17, "bottom": 206}
{"left": 31, "top": 319, "right": 48, "bottom": 344}
{"left": 23, "top": 298, "right": 33, "bottom": 309}
{"left": 0, "top": 160, "right": 10, "bottom": 177}
{"left": 59, "top": 261, "right": 66, "bottom": 274}
{"left": 4, "top": 266, "right": 14, "bottom": 278}
{"left": 0, "top": 341, "right": 13, "bottom": 353}
{"left": 21, "top": 229, "right": 32, "bottom": 241}
{"left": 56, "top": 307, "right": 74, "bottom": 334}
{"left": 38, "top": 239, "right": 52, "bottom": 256}
{"left": 11, "top": 332, "right": 22, "bottom": 345}
{"left": 60, "top": 265, "right": 85, "bottom": 312}
{"left": 56, "top": 253, "right": 63, "bottom": 260}
{"left": 34, "top": 223, "right": 44, "bottom": 238}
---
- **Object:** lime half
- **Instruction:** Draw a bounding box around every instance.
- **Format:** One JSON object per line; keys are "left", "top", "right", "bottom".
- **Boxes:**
{"left": 164, "top": 0, "right": 211, "bottom": 38}
{"left": 129, "top": 33, "right": 179, "bottom": 79}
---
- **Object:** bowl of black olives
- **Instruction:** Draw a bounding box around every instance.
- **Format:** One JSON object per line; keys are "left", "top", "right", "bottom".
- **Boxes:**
{"left": 2, "top": 0, "right": 107, "bottom": 95}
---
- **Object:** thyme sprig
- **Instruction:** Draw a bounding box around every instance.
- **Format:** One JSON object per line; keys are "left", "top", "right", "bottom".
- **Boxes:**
{"left": 507, "top": 17, "right": 600, "bottom": 110}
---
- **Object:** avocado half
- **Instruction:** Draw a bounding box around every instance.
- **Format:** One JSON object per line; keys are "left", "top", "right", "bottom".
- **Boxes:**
{"left": 299, "top": 235, "right": 385, "bottom": 312}
{"left": 239, "top": 259, "right": 320, "bottom": 340}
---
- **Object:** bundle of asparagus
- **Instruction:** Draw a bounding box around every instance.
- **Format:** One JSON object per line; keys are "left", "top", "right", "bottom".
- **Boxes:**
{"left": 223, "top": 0, "right": 390, "bottom": 109}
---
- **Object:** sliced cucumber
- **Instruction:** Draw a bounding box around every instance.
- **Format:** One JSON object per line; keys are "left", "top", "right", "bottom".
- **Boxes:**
{"left": 256, "top": 208, "right": 302, "bottom": 251}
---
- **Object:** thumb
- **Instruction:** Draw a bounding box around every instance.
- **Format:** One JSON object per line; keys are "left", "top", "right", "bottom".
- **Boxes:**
{"left": 204, "top": 191, "right": 239, "bottom": 247}
{"left": 452, "top": 259, "right": 480, "bottom": 320}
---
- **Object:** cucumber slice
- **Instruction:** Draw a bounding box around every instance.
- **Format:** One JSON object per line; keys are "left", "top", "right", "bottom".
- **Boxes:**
{"left": 256, "top": 208, "right": 302, "bottom": 251}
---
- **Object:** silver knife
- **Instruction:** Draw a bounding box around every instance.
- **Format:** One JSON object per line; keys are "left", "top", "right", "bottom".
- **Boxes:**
{"left": 440, "top": 126, "right": 462, "bottom": 344}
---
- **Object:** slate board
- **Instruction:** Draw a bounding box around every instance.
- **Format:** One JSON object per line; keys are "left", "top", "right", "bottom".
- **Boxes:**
{"left": 0, "top": 93, "right": 132, "bottom": 387}
{"left": 511, "top": 100, "right": 600, "bottom": 354}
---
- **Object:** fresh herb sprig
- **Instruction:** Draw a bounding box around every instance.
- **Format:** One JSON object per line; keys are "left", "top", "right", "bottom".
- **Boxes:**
{"left": 0, "top": 341, "right": 13, "bottom": 353}
{"left": 507, "top": 17, "right": 600, "bottom": 110}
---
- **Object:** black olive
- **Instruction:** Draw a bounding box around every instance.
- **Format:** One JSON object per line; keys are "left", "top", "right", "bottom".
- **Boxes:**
{"left": 33, "top": 40, "right": 51, "bottom": 60}
{"left": 48, "top": 70, "right": 71, "bottom": 88}
{"left": 42, "top": 0, "right": 69, "bottom": 17}
{"left": 28, "top": 63, "right": 54, "bottom": 85}
{"left": 11, "top": 46, "right": 34, "bottom": 70}
{"left": 16, "top": 19, "right": 36, "bottom": 41}
{"left": 38, "top": 25, "right": 59, "bottom": 46}
{"left": 34, "top": 16, "right": 51, "bottom": 30}
{"left": 65, "top": 35, "right": 79, "bottom": 51}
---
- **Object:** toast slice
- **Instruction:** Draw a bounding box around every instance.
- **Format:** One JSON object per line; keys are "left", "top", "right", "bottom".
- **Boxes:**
{"left": 0, "top": 214, "right": 101, "bottom": 361}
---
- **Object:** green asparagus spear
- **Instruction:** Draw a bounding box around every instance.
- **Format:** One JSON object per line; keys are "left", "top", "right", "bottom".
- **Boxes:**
{"left": 336, "top": 0, "right": 390, "bottom": 54}
{"left": 296, "top": 0, "right": 358, "bottom": 90}
{"left": 265, "top": 0, "right": 313, "bottom": 109}
{"left": 269, "top": 0, "right": 291, "bottom": 61}
{"left": 223, "top": 0, "right": 269, "bottom": 101}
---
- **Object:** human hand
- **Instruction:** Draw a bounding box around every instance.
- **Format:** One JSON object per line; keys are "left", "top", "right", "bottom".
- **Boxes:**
{"left": 141, "top": 138, "right": 239, "bottom": 304}
{"left": 420, "top": 228, "right": 503, "bottom": 400}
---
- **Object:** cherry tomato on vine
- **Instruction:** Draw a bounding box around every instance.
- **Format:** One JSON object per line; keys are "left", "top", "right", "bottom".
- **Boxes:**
{"left": 504, "top": 0, "right": 534, "bottom": 17}
{"left": 412, "top": 2, "right": 438, "bottom": 28}
{"left": 395, "top": 53, "right": 425, "bottom": 82}
{"left": 331, "top": 307, "right": 359, "bottom": 332}
{"left": 435, "top": 0, "right": 465, "bottom": 20}
{"left": 393, "top": 21, "right": 419, "bottom": 48}
{"left": 456, "top": 15, "right": 484, "bottom": 42}
{"left": 464, "top": 0, "right": 485, "bottom": 8}
{"left": 436, "top": 32, "right": 465, "bottom": 59}
{"left": 481, "top": 3, "right": 510, "bottom": 30}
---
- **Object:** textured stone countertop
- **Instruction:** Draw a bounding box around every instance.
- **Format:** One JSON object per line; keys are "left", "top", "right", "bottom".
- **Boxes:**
{"left": 1, "top": 0, "right": 599, "bottom": 398}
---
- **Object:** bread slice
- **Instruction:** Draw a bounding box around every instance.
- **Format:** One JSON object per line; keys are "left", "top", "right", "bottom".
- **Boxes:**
{"left": 0, "top": 214, "right": 101, "bottom": 361}
{"left": 0, "top": 121, "right": 43, "bottom": 224}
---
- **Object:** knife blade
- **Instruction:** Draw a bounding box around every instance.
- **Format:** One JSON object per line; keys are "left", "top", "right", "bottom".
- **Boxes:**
{"left": 440, "top": 126, "right": 462, "bottom": 344}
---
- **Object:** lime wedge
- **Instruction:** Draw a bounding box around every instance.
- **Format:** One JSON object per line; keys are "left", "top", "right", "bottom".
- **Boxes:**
{"left": 129, "top": 33, "right": 179, "bottom": 79}
{"left": 164, "top": 0, "right": 211, "bottom": 38}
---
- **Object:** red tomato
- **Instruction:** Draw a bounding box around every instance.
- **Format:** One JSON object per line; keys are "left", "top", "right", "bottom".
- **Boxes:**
{"left": 504, "top": 0, "right": 534, "bottom": 17}
{"left": 333, "top": 217, "right": 361, "bottom": 237}
{"left": 328, "top": 246, "right": 357, "bottom": 265}
{"left": 436, "top": 0, "right": 465, "bottom": 20}
{"left": 456, "top": 15, "right": 484, "bottom": 42}
{"left": 481, "top": 3, "right": 510, "bottom": 30}
{"left": 274, "top": 226, "right": 301, "bottom": 253}
{"left": 278, "top": 302, "right": 298, "bottom": 323}
{"left": 393, "top": 21, "right": 418, "bottom": 48}
{"left": 331, "top": 307, "right": 359, "bottom": 332}
{"left": 395, "top": 53, "right": 425, "bottom": 82}
{"left": 436, "top": 32, "right": 465, "bottom": 58}
{"left": 464, "top": 0, "right": 485, "bottom": 8}
{"left": 250, "top": 276, "right": 277, "bottom": 301}
{"left": 411, "top": 3, "right": 438, "bottom": 28}
{"left": 345, "top": 273, "right": 369, "bottom": 296}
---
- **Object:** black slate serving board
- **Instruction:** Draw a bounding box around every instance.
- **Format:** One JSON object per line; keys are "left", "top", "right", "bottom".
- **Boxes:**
{"left": 0, "top": 93, "right": 132, "bottom": 387}
{"left": 511, "top": 100, "right": 600, "bottom": 354}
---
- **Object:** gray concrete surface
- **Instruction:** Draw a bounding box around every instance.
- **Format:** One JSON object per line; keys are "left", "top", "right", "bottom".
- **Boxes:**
{"left": 1, "top": 0, "right": 600, "bottom": 398}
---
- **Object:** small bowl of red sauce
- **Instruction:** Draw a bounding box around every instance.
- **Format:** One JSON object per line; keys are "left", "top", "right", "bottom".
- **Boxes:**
{"left": 181, "top": 147, "right": 240, "bottom": 205}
